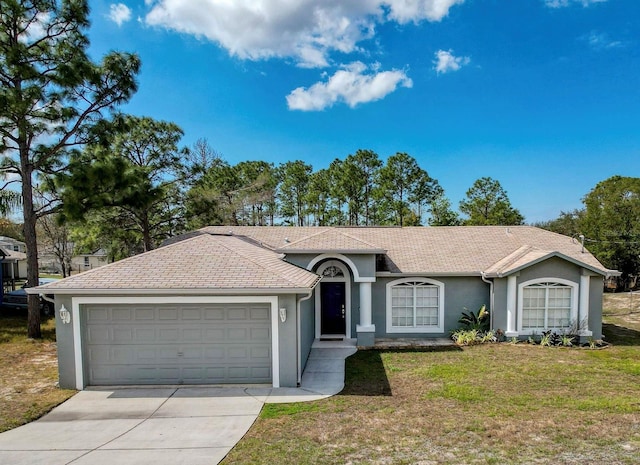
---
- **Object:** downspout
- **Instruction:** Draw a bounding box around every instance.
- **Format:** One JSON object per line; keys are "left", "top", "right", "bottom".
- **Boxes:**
{"left": 296, "top": 289, "right": 315, "bottom": 387}
{"left": 481, "top": 272, "right": 494, "bottom": 331}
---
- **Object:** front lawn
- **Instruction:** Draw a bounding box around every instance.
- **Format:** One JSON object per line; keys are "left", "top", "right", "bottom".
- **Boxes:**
{"left": 0, "top": 313, "right": 75, "bottom": 433}
{"left": 224, "top": 293, "right": 640, "bottom": 464}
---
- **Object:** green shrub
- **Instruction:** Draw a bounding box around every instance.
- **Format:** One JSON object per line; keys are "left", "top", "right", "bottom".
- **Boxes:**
{"left": 458, "top": 305, "right": 490, "bottom": 331}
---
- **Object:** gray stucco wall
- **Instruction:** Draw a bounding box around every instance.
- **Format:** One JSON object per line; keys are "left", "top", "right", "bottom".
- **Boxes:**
{"left": 371, "top": 276, "right": 490, "bottom": 337}
{"left": 517, "top": 256, "right": 582, "bottom": 284}
{"left": 589, "top": 276, "right": 603, "bottom": 340}
{"left": 277, "top": 294, "right": 297, "bottom": 387}
{"left": 54, "top": 295, "right": 76, "bottom": 390}
{"left": 299, "top": 297, "right": 315, "bottom": 373}
{"left": 492, "top": 278, "right": 508, "bottom": 332}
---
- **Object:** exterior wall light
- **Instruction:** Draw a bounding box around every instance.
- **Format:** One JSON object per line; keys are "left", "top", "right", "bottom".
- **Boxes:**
{"left": 59, "top": 305, "right": 71, "bottom": 324}
{"left": 279, "top": 307, "right": 287, "bottom": 323}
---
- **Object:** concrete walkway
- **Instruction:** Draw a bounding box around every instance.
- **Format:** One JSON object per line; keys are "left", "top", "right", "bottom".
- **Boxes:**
{"left": 0, "top": 345, "right": 357, "bottom": 465}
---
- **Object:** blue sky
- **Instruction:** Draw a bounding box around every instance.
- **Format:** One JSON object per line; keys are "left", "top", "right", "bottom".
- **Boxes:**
{"left": 87, "top": 0, "right": 639, "bottom": 223}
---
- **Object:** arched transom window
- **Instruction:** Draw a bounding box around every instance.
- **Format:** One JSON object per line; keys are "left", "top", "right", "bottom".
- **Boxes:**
{"left": 518, "top": 279, "right": 578, "bottom": 333}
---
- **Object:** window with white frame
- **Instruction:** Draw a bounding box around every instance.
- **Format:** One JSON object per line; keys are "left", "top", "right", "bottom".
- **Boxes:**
{"left": 387, "top": 279, "right": 444, "bottom": 333}
{"left": 521, "top": 282, "right": 573, "bottom": 331}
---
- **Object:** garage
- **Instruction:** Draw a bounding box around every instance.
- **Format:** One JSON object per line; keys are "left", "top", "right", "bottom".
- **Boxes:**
{"left": 31, "top": 233, "right": 320, "bottom": 390}
{"left": 84, "top": 302, "right": 272, "bottom": 385}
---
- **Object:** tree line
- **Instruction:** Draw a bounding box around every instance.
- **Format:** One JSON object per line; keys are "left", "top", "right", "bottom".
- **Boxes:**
{"left": 54, "top": 128, "right": 526, "bottom": 261}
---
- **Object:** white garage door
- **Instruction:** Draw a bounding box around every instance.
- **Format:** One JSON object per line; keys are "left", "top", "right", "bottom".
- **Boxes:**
{"left": 83, "top": 303, "right": 272, "bottom": 385}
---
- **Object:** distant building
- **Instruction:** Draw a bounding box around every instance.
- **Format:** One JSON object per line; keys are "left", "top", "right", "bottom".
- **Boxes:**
{"left": 71, "top": 249, "right": 109, "bottom": 273}
{"left": 0, "top": 236, "right": 28, "bottom": 291}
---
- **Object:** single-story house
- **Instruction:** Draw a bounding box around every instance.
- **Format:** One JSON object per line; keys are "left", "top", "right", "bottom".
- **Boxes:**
{"left": 32, "top": 226, "right": 619, "bottom": 390}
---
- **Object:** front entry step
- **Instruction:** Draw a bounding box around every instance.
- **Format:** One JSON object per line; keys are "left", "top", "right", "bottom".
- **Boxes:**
{"left": 312, "top": 338, "right": 357, "bottom": 349}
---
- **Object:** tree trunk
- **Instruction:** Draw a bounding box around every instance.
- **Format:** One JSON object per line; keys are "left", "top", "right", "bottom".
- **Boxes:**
{"left": 21, "top": 160, "right": 42, "bottom": 339}
{"left": 141, "top": 211, "right": 153, "bottom": 252}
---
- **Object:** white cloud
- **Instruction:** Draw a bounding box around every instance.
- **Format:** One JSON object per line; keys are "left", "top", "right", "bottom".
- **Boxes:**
{"left": 433, "top": 49, "right": 470, "bottom": 74}
{"left": 144, "top": 1, "right": 465, "bottom": 67}
{"left": 109, "top": 3, "right": 132, "bottom": 26}
{"left": 586, "top": 31, "right": 623, "bottom": 50}
{"left": 286, "top": 62, "right": 413, "bottom": 111}
{"left": 544, "top": 0, "right": 607, "bottom": 8}
{"left": 18, "top": 12, "right": 50, "bottom": 43}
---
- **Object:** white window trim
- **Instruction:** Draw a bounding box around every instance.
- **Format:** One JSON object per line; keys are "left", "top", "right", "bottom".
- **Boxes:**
{"left": 71, "top": 296, "right": 280, "bottom": 390}
{"left": 386, "top": 278, "right": 444, "bottom": 334}
{"left": 517, "top": 278, "right": 578, "bottom": 335}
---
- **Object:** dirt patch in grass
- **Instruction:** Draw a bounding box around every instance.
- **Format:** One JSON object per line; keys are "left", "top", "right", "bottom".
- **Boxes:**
{"left": 603, "top": 292, "right": 640, "bottom": 345}
{"left": 0, "top": 314, "right": 75, "bottom": 433}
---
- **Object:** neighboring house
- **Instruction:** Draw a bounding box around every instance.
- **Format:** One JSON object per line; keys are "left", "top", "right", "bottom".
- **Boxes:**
{"left": 0, "top": 236, "right": 28, "bottom": 286}
{"left": 32, "top": 226, "right": 619, "bottom": 391}
{"left": 71, "top": 249, "right": 109, "bottom": 273}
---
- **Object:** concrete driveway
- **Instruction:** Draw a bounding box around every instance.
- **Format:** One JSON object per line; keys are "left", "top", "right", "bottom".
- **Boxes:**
{"left": 0, "top": 387, "right": 264, "bottom": 465}
{"left": 0, "top": 344, "right": 356, "bottom": 465}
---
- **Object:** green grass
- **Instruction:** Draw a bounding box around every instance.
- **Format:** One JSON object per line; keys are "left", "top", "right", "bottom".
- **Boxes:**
{"left": 224, "top": 293, "right": 640, "bottom": 464}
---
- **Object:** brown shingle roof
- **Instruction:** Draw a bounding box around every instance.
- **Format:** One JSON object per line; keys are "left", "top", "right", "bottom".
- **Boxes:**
{"left": 35, "top": 234, "right": 320, "bottom": 294}
{"left": 278, "top": 228, "right": 385, "bottom": 252}
{"left": 196, "top": 225, "right": 612, "bottom": 276}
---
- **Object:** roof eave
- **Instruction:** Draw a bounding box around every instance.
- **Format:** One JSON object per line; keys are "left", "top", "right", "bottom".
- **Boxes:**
{"left": 27, "top": 287, "right": 317, "bottom": 296}
{"left": 375, "top": 271, "right": 483, "bottom": 277}
{"left": 277, "top": 248, "right": 386, "bottom": 254}
{"left": 483, "top": 252, "right": 612, "bottom": 278}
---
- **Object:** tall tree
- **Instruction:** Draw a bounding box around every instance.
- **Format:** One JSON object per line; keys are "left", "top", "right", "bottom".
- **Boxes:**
{"left": 278, "top": 160, "right": 311, "bottom": 226}
{"left": 459, "top": 177, "right": 524, "bottom": 226}
{"left": 306, "top": 168, "right": 334, "bottom": 226}
{"left": 581, "top": 176, "right": 640, "bottom": 286}
{"left": 376, "top": 152, "right": 440, "bottom": 226}
{"left": 0, "top": 0, "right": 139, "bottom": 337}
{"left": 59, "top": 116, "right": 187, "bottom": 253}
{"left": 236, "top": 161, "right": 278, "bottom": 226}
{"left": 428, "top": 193, "right": 461, "bottom": 226}
{"left": 336, "top": 149, "right": 382, "bottom": 225}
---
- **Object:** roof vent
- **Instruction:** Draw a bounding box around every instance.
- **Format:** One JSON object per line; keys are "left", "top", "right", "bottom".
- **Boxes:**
{"left": 284, "top": 237, "right": 290, "bottom": 243}
{"left": 227, "top": 231, "right": 233, "bottom": 235}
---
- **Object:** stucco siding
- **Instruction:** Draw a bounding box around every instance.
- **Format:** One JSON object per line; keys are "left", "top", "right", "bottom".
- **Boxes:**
{"left": 277, "top": 295, "right": 297, "bottom": 387}
{"left": 299, "top": 297, "right": 315, "bottom": 373}
{"left": 492, "top": 278, "right": 508, "bottom": 332}
{"left": 55, "top": 295, "right": 76, "bottom": 390}
{"left": 517, "top": 256, "right": 582, "bottom": 284}
{"left": 589, "top": 276, "right": 603, "bottom": 339}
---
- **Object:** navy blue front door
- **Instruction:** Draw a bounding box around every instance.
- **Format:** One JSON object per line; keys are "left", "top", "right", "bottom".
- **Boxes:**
{"left": 321, "top": 282, "right": 346, "bottom": 335}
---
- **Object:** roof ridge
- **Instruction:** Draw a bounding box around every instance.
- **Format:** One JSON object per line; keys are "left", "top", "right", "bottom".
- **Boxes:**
{"left": 212, "top": 235, "right": 310, "bottom": 287}
{"left": 334, "top": 229, "right": 382, "bottom": 249}
{"left": 278, "top": 227, "right": 331, "bottom": 247}
{"left": 485, "top": 244, "right": 541, "bottom": 274}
